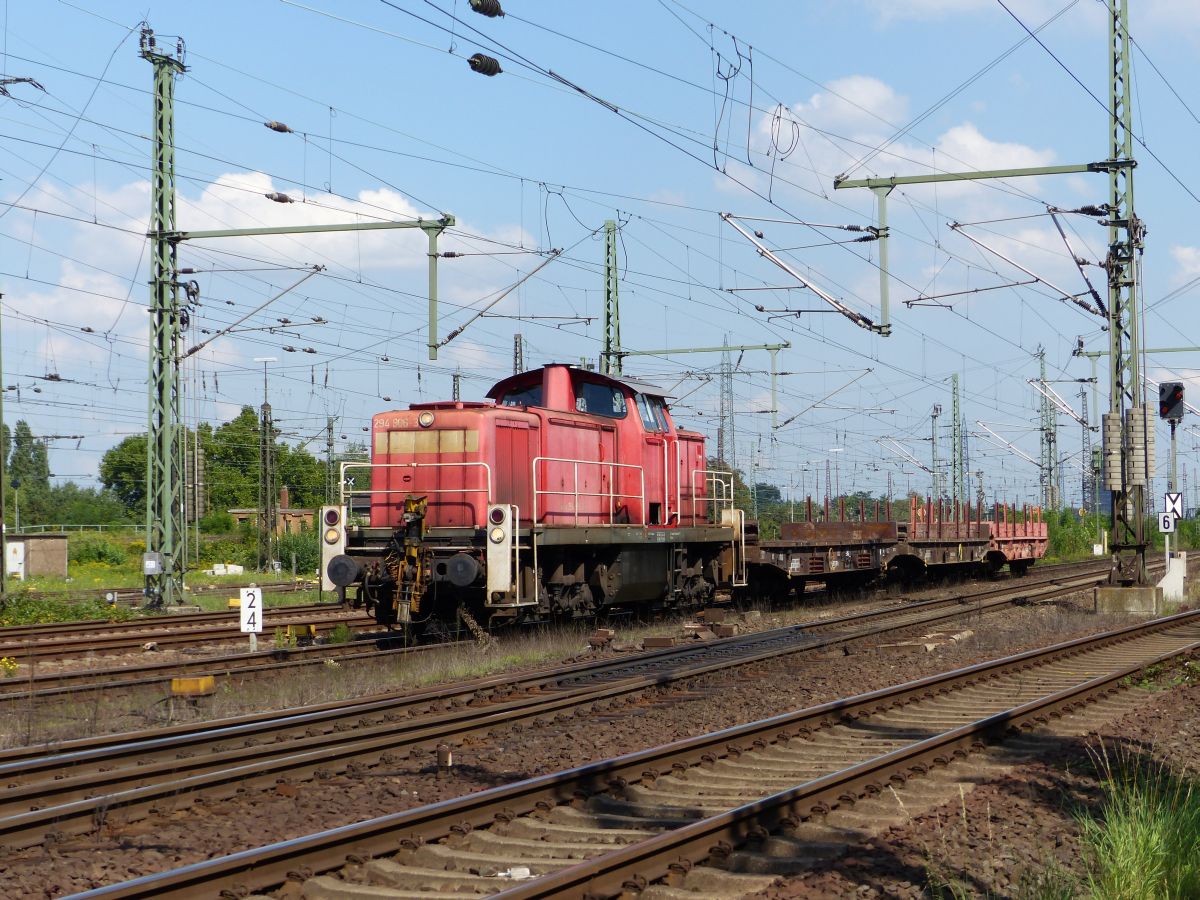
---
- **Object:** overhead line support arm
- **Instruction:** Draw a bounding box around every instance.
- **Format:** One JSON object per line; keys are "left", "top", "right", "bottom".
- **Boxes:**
{"left": 167, "top": 215, "right": 456, "bottom": 361}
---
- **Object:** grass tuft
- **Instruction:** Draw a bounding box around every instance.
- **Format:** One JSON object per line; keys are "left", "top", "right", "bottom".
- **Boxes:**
{"left": 1078, "top": 741, "right": 1200, "bottom": 900}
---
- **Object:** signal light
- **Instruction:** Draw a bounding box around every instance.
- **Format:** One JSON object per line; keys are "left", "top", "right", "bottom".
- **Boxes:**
{"left": 489, "top": 506, "right": 506, "bottom": 525}
{"left": 1159, "top": 382, "right": 1185, "bottom": 421}
{"left": 468, "top": 53, "right": 502, "bottom": 76}
{"left": 323, "top": 508, "right": 340, "bottom": 527}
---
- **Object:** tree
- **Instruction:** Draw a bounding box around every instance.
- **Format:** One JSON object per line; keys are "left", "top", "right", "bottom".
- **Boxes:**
{"left": 46, "top": 483, "right": 131, "bottom": 525}
{"left": 98, "top": 406, "right": 332, "bottom": 520}
{"left": 99, "top": 434, "right": 148, "bottom": 510}
{"left": 9, "top": 420, "right": 49, "bottom": 489}
{"left": 203, "top": 406, "right": 262, "bottom": 512}
{"left": 276, "top": 443, "right": 326, "bottom": 509}
{"left": 754, "top": 482, "right": 782, "bottom": 504}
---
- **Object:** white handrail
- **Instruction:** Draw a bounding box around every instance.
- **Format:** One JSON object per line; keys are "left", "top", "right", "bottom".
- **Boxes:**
{"left": 689, "top": 468, "right": 734, "bottom": 525}
{"left": 532, "top": 456, "right": 646, "bottom": 526}
{"left": 340, "top": 461, "right": 493, "bottom": 507}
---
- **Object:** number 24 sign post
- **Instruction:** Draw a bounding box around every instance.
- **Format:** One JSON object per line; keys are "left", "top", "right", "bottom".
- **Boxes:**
{"left": 240, "top": 587, "right": 262, "bottom": 651}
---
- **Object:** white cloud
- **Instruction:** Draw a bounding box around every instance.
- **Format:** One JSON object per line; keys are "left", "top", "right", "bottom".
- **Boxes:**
{"left": 791, "top": 75, "right": 910, "bottom": 135}
{"left": 1169, "top": 245, "right": 1200, "bottom": 280}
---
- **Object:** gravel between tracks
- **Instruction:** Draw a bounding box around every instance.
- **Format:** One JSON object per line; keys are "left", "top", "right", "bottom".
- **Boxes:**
{"left": 0, "top": 590, "right": 1191, "bottom": 897}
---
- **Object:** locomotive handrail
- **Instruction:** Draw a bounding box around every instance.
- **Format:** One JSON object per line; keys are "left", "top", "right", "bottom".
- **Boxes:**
{"left": 338, "top": 461, "right": 493, "bottom": 510}
{"left": 688, "top": 468, "right": 734, "bottom": 526}
{"left": 531, "top": 456, "right": 646, "bottom": 527}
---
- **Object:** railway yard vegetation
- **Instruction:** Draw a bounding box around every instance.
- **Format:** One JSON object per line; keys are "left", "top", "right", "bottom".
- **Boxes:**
{"left": 1074, "top": 745, "right": 1200, "bottom": 899}
{"left": 0, "top": 589, "right": 136, "bottom": 627}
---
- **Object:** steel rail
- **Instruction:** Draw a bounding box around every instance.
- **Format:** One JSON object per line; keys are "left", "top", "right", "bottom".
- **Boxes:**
{"left": 1, "top": 569, "right": 1112, "bottom": 852}
{"left": 499, "top": 630, "right": 1199, "bottom": 898}
{"left": 65, "top": 607, "right": 1200, "bottom": 899}
{"left": 0, "top": 559, "right": 1110, "bottom": 702}
{"left": 0, "top": 598, "right": 331, "bottom": 642}
{"left": 0, "top": 565, "right": 1108, "bottom": 765}
{"left": 0, "top": 610, "right": 377, "bottom": 662}
{"left": 0, "top": 631, "right": 429, "bottom": 700}
{"left": 0, "top": 558, "right": 1105, "bottom": 691}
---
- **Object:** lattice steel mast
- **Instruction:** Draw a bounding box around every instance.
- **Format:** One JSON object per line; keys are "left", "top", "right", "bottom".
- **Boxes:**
{"left": 951, "top": 374, "right": 963, "bottom": 507}
{"left": 1102, "top": 0, "right": 1149, "bottom": 584}
{"left": 141, "top": 29, "right": 186, "bottom": 606}
{"left": 719, "top": 340, "right": 735, "bottom": 470}
{"left": 600, "top": 219, "right": 621, "bottom": 375}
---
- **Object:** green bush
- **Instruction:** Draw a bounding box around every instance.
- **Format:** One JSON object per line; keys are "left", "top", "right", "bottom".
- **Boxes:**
{"left": 199, "top": 510, "right": 236, "bottom": 534}
{"left": 277, "top": 527, "right": 319, "bottom": 575}
{"left": 68, "top": 536, "right": 127, "bottom": 566}
{"left": 0, "top": 589, "right": 137, "bottom": 626}
{"left": 1046, "top": 511, "right": 1107, "bottom": 560}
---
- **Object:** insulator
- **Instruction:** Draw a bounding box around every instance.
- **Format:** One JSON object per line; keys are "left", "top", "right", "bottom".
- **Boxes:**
{"left": 302, "top": 347, "right": 317, "bottom": 354}
{"left": 81, "top": 326, "right": 94, "bottom": 333}
{"left": 264, "top": 120, "right": 293, "bottom": 133}
{"left": 1077, "top": 204, "right": 1107, "bottom": 216}
{"left": 468, "top": 53, "right": 502, "bottom": 76}
{"left": 283, "top": 346, "right": 296, "bottom": 352}
{"left": 178, "top": 267, "right": 196, "bottom": 274}
{"left": 265, "top": 192, "right": 294, "bottom": 203}
{"left": 441, "top": 251, "right": 462, "bottom": 258}
{"left": 469, "top": 0, "right": 505, "bottom": 16}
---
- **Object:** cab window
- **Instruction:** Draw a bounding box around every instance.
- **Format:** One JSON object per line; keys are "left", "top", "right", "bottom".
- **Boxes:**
{"left": 500, "top": 384, "right": 543, "bottom": 407}
{"left": 575, "top": 381, "right": 627, "bottom": 418}
{"left": 636, "top": 393, "right": 662, "bottom": 432}
{"left": 649, "top": 396, "right": 672, "bottom": 431}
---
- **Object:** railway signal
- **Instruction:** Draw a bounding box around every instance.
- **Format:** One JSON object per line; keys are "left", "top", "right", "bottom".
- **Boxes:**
{"left": 1158, "top": 382, "right": 1185, "bottom": 421}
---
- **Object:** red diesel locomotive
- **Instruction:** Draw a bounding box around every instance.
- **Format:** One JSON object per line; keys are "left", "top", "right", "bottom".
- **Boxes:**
{"left": 321, "top": 364, "right": 747, "bottom": 630}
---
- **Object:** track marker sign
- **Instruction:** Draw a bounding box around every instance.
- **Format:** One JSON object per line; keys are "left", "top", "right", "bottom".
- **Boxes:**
{"left": 239, "top": 587, "right": 262, "bottom": 633}
{"left": 1165, "top": 492, "right": 1183, "bottom": 519}
{"left": 1159, "top": 513, "right": 1177, "bottom": 534}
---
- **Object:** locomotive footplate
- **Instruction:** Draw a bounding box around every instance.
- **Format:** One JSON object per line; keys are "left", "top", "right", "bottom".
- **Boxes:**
{"left": 528, "top": 524, "right": 734, "bottom": 545}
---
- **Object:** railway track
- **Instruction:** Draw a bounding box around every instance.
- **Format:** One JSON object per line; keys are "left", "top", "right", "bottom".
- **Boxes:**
{"left": 18, "top": 579, "right": 318, "bottom": 606}
{"left": 0, "top": 631, "right": 426, "bottom": 700}
{"left": 67, "top": 607, "right": 1200, "bottom": 900}
{"left": 0, "top": 559, "right": 1114, "bottom": 701}
{"left": 0, "top": 605, "right": 376, "bottom": 664}
{"left": 0, "top": 564, "right": 1112, "bottom": 855}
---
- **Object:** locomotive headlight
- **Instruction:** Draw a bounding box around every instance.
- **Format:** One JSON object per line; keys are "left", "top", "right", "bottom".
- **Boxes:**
{"left": 324, "top": 527, "right": 340, "bottom": 544}
{"left": 489, "top": 526, "right": 506, "bottom": 544}
{"left": 417, "top": 411, "right": 435, "bottom": 428}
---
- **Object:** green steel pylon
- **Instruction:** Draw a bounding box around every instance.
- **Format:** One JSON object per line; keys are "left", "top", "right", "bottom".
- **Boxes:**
{"left": 141, "top": 28, "right": 186, "bottom": 607}
{"left": 601, "top": 219, "right": 621, "bottom": 375}
{"left": 1103, "top": 0, "right": 1148, "bottom": 584}
{"left": 951, "top": 374, "right": 963, "bottom": 507}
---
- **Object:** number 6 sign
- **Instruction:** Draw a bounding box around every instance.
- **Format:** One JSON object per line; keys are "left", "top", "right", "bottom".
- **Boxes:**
{"left": 240, "top": 587, "right": 262, "bottom": 633}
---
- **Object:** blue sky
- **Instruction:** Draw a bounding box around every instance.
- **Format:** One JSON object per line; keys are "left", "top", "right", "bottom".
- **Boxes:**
{"left": 2, "top": 0, "right": 1199, "bottom": 510}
